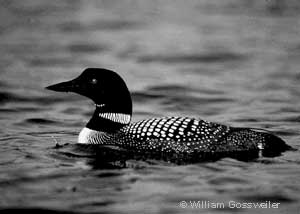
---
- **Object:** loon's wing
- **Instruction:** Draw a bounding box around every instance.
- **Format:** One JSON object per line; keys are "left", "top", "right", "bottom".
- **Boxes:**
{"left": 119, "top": 117, "right": 252, "bottom": 159}
{"left": 113, "top": 136, "right": 259, "bottom": 163}
{"left": 123, "top": 116, "right": 231, "bottom": 145}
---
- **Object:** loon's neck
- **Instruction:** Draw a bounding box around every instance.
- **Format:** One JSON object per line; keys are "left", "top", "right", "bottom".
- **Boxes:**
{"left": 86, "top": 105, "right": 131, "bottom": 133}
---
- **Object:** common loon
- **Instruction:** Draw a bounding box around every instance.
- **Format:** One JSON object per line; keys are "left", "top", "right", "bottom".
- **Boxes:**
{"left": 46, "top": 68, "right": 292, "bottom": 162}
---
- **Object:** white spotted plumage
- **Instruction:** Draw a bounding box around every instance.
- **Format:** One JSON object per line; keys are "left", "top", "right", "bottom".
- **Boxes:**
{"left": 78, "top": 116, "right": 235, "bottom": 154}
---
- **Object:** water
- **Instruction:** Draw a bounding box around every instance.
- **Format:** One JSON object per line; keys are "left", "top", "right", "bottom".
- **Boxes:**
{"left": 1, "top": 0, "right": 300, "bottom": 213}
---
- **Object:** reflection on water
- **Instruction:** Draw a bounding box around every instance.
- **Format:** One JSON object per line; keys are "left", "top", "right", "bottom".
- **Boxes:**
{"left": 1, "top": 0, "right": 300, "bottom": 213}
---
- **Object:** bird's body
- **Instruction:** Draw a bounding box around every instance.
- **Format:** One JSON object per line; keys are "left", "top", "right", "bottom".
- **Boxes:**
{"left": 79, "top": 116, "right": 229, "bottom": 151}
{"left": 46, "top": 68, "right": 292, "bottom": 162}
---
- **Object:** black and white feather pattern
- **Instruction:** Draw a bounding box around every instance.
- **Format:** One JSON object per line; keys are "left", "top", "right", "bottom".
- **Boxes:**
{"left": 80, "top": 117, "right": 231, "bottom": 152}
{"left": 99, "top": 113, "right": 131, "bottom": 124}
{"left": 78, "top": 116, "right": 288, "bottom": 158}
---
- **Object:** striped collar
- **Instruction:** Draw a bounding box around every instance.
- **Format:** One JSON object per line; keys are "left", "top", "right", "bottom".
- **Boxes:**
{"left": 99, "top": 112, "right": 131, "bottom": 124}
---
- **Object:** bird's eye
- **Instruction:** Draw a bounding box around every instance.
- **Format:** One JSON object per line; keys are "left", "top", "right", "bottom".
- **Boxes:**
{"left": 91, "top": 78, "right": 98, "bottom": 84}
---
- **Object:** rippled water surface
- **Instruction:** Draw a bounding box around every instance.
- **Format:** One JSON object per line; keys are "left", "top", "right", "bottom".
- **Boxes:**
{"left": 1, "top": 1, "right": 300, "bottom": 213}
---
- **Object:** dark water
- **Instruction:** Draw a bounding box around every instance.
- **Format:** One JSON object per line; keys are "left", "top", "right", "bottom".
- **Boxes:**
{"left": 1, "top": 0, "right": 300, "bottom": 213}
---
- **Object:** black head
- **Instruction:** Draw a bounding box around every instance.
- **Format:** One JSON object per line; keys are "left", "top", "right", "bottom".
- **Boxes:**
{"left": 46, "top": 68, "right": 132, "bottom": 115}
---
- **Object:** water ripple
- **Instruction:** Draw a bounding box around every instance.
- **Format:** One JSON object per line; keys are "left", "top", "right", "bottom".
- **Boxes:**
{"left": 25, "top": 118, "right": 59, "bottom": 125}
{"left": 67, "top": 43, "right": 108, "bottom": 54}
{"left": 137, "top": 52, "right": 248, "bottom": 64}
{"left": 238, "top": 193, "right": 295, "bottom": 204}
{"left": 59, "top": 20, "right": 142, "bottom": 32}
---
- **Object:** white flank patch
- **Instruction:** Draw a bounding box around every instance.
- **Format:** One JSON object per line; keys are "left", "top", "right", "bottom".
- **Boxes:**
{"left": 99, "top": 113, "right": 131, "bottom": 124}
{"left": 78, "top": 127, "right": 97, "bottom": 144}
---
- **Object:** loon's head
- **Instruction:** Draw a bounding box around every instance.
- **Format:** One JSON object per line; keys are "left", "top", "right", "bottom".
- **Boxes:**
{"left": 46, "top": 68, "right": 132, "bottom": 118}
